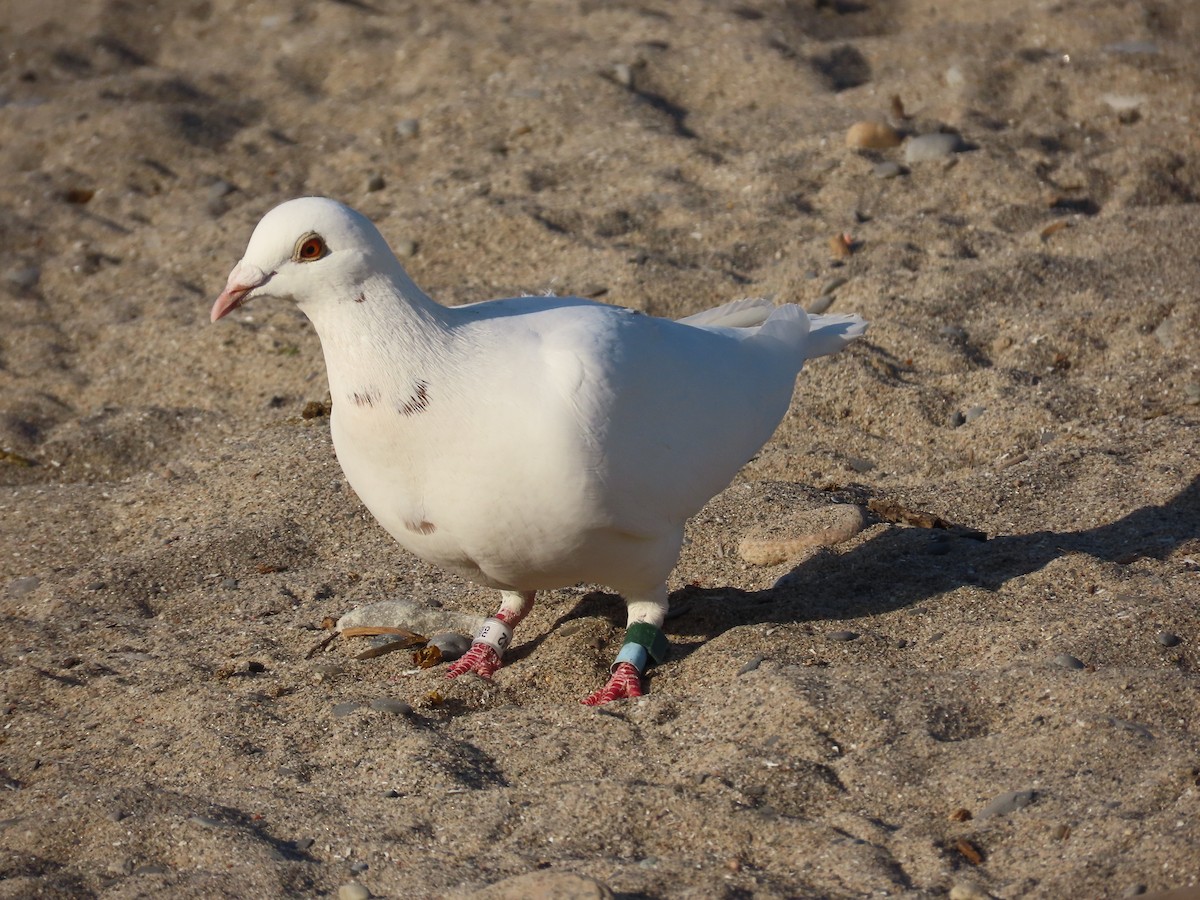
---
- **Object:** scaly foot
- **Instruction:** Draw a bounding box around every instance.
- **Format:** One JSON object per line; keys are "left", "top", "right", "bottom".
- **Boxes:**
{"left": 445, "top": 641, "right": 503, "bottom": 680}
{"left": 581, "top": 661, "right": 643, "bottom": 705}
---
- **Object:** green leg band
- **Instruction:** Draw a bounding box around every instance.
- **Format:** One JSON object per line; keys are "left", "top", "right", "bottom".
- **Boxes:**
{"left": 623, "top": 621, "right": 670, "bottom": 666}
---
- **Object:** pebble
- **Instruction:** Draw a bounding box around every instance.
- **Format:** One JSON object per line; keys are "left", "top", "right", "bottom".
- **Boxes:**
{"left": 338, "top": 883, "right": 370, "bottom": 900}
{"left": 820, "top": 276, "right": 847, "bottom": 295}
{"left": 807, "top": 295, "right": 835, "bottom": 314}
{"left": 977, "top": 788, "right": 1037, "bottom": 819}
{"left": 827, "top": 630, "right": 860, "bottom": 642}
{"left": 7, "top": 576, "right": 40, "bottom": 598}
{"left": 1183, "top": 382, "right": 1200, "bottom": 405}
{"left": 365, "top": 173, "right": 386, "bottom": 193}
{"left": 221, "top": 577, "right": 238, "bottom": 590}
{"left": 948, "top": 410, "right": 966, "bottom": 428}
{"left": 3, "top": 266, "right": 41, "bottom": 294}
{"left": 963, "top": 405, "right": 986, "bottom": 424}
{"left": 393, "top": 238, "right": 418, "bottom": 259}
{"left": 872, "top": 160, "right": 905, "bottom": 179}
{"left": 369, "top": 697, "right": 413, "bottom": 716}
{"left": 905, "top": 132, "right": 965, "bottom": 163}
{"left": 394, "top": 118, "right": 420, "bottom": 139}
{"left": 737, "top": 654, "right": 765, "bottom": 675}
{"left": 428, "top": 632, "right": 472, "bottom": 661}
{"left": 349, "top": 861, "right": 369, "bottom": 874}
{"left": 845, "top": 120, "right": 903, "bottom": 149}
{"left": 1052, "top": 654, "right": 1086, "bottom": 670}
{"left": 1153, "top": 315, "right": 1180, "bottom": 350}
{"left": 1156, "top": 632, "right": 1182, "bottom": 648}
{"left": 332, "top": 701, "right": 362, "bottom": 718}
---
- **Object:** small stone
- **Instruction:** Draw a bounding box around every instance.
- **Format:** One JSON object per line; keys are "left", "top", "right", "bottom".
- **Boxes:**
{"left": 349, "top": 861, "right": 369, "bottom": 874}
{"left": 393, "top": 238, "right": 417, "bottom": 259}
{"left": 86, "top": 580, "right": 106, "bottom": 591}
{"left": 977, "top": 789, "right": 1037, "bottom": 819}
{"left": 290, "top": 837, "right": 315, "bottom": 851}
{"left": 873, "top": 161, "right": 904, "bottom": 179}
{"left": 1156, "top": 632, "right": 1182, "bottom": 648}
{"left": 1051, "top": 654, "right": 1086, "bottom": 670}
{"left": 1123, "top": 885, "right": 1148, "bottom": 897}
{"left": 611, "top": 63, "right": 635, "bottom": 87}
{"left": 428, "top": 632, "right": 471, "bottom": 661}
{"left": 332, "top": 701, "right": 362, "bottom": 718}
{"left": 221, "top": 577, "right": 239, "bottom": 590}
{"left": 944, "top": 65, "right": 966, "bottom": 87}
{"left": 737, "top": 654, "right": 764, "bottom": 675}
{"left": 807, "top": 295, "right": 834, "bottom": 314}
{"left": 383, "top": 789, "right": 400, "bottom": 798}
{"left": 1183, "top": 382, "right": 1200, "bottom": 405}
{"left": 7, "top": 576, "right": 40, "bottom": 598}
{"left": 369, "top": 697, "right": 413, "bottom": 716}
{"left": 948, "top": 410, "right": 966, "bottom": 428}
{"left": 820, "top": 276, "right": 848, "bottom": 296}
{"left": 365, "top": 173, "right": 386, "bottom": 193}
{"left": 338, "top": 883, "right": 370, "bottom": 900}
{"left": 207, "top": 179, "right": 235, "bottom": 202}
{"left": 1153, "top": 315, "right": 1180, "bottom": 349}
{"left": 846, "top": 120, "right": 903, "bottom": 149}
{"left": 846, "top": 456, "right": 874, "bottom": 473}
{"left": 828, "top": 630, "right": 859, "bottom": 642}
{"left": 905, "top": 132, "right": 965, "bottom": 163}
{"left": 394, "top": 118, "right": 420, "bottom": 139}
{"left": 963, "top": 405, "right": 986, "bottom": 423}
{"left": 3, "top": 266, "right": 41, "bottom": 294}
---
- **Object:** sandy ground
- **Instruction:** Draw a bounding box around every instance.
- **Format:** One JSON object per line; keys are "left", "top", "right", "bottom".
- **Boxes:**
{"left": 2, "top": 0, "right": 1199, "bottom": 897}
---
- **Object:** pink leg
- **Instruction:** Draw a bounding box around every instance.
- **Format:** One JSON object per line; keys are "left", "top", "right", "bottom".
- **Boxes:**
{"left": 581, "top": 661, "right": 643, "bottom": 705}
{"left": 580, "top": 589, "right": 668, "bottom": 705}
{"left": 446, "top": 590, "right": 534, "bottom": 680}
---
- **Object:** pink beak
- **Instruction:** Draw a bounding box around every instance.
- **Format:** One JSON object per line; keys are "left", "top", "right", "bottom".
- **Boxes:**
{"left": 211, "top": 262, "right": 271, "bottom": 322}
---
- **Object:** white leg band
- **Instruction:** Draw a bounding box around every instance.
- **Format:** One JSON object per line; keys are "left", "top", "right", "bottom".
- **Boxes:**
{"left": 474, "top": 617, "right": 513, "bottom": 656}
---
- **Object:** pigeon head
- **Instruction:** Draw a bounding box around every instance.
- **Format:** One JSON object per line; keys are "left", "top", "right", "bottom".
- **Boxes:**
{"left": 211, "top": 197, "right": 400, "bottom": 322}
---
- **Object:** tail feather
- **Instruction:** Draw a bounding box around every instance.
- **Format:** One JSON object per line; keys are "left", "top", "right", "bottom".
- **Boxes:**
{"left": 806, "top": 312, "right": 868, "bottom": 358}
{"left": 677, "top": 297, "right": 775, "bottom": 329}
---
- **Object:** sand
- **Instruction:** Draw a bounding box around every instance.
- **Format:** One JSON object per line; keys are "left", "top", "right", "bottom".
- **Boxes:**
{"left": 1, "top": 0, "right": 1198, "bottom": 897}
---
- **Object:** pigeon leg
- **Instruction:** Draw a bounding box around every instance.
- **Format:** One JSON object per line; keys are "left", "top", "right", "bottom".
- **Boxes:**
{"left": 582, "top": 590, "right": 670, "bottom": 705}
{"left": 446, "top": 590, "right": 535, "bottom": 680}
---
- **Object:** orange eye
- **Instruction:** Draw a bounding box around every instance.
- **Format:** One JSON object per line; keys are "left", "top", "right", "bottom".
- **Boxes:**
{"left": 296, "top": 235, "right": 325, "bottom": 261}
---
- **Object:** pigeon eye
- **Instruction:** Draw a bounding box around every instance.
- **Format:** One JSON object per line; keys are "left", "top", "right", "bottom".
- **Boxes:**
{"left": 295, "top": 234, "right": 326, "bottom": 262}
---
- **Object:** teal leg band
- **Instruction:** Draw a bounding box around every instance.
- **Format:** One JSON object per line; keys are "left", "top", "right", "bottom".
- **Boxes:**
{"left": 623, "top": 622, "right": 670, "bottom": 666}
{"left": 613, "top": 642, "right": 649, "bottom": 672}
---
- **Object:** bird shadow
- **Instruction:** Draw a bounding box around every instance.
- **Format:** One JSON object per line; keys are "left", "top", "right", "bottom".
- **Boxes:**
{"left": 551, "top": 474, "right": 1198, "bottom": 660}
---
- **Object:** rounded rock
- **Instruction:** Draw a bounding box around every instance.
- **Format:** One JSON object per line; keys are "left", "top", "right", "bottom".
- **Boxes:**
{"left": 1051, "top": 653, "right": 1086, "bottom": 670}
{"left": 395, "top": 118, "right": 420, "bottom": 139}
{"left": 7, "top": 576, "right": 40, "bottom": 598}
{"left": 429, "top": 632, "right": 472, "bottom": 661}
{"left": 369, "top": 697, "right": 413, "bottom": 716}
{"left": 828, "top": 630, "right": 860, "bottom": 642}
{"left": 846, "top": 120, "right": 903, "bottom": 150}
{"left": 332, "top": 701, "right": 362, "bottom": 718}
{"left": 1156, "top": 632, "right": 1182, "bottom": 648}
{"left": 338, "top": 883, "right": 370, "bottom": 900}
{"left": 905, "top": 132, "right": 965, "bottom": 163}
{"left": 872, "top": 160, "right": 905, "bottom": 179}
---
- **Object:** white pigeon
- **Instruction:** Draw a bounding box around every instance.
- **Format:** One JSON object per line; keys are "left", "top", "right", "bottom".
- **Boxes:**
{"left": 212, "top": 197, "right": 867, "bottom": 704}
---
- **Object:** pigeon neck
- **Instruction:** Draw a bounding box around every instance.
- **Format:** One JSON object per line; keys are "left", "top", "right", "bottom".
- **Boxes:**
{"left": 302, "top": 268, "right": 453, "bottom": 397}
